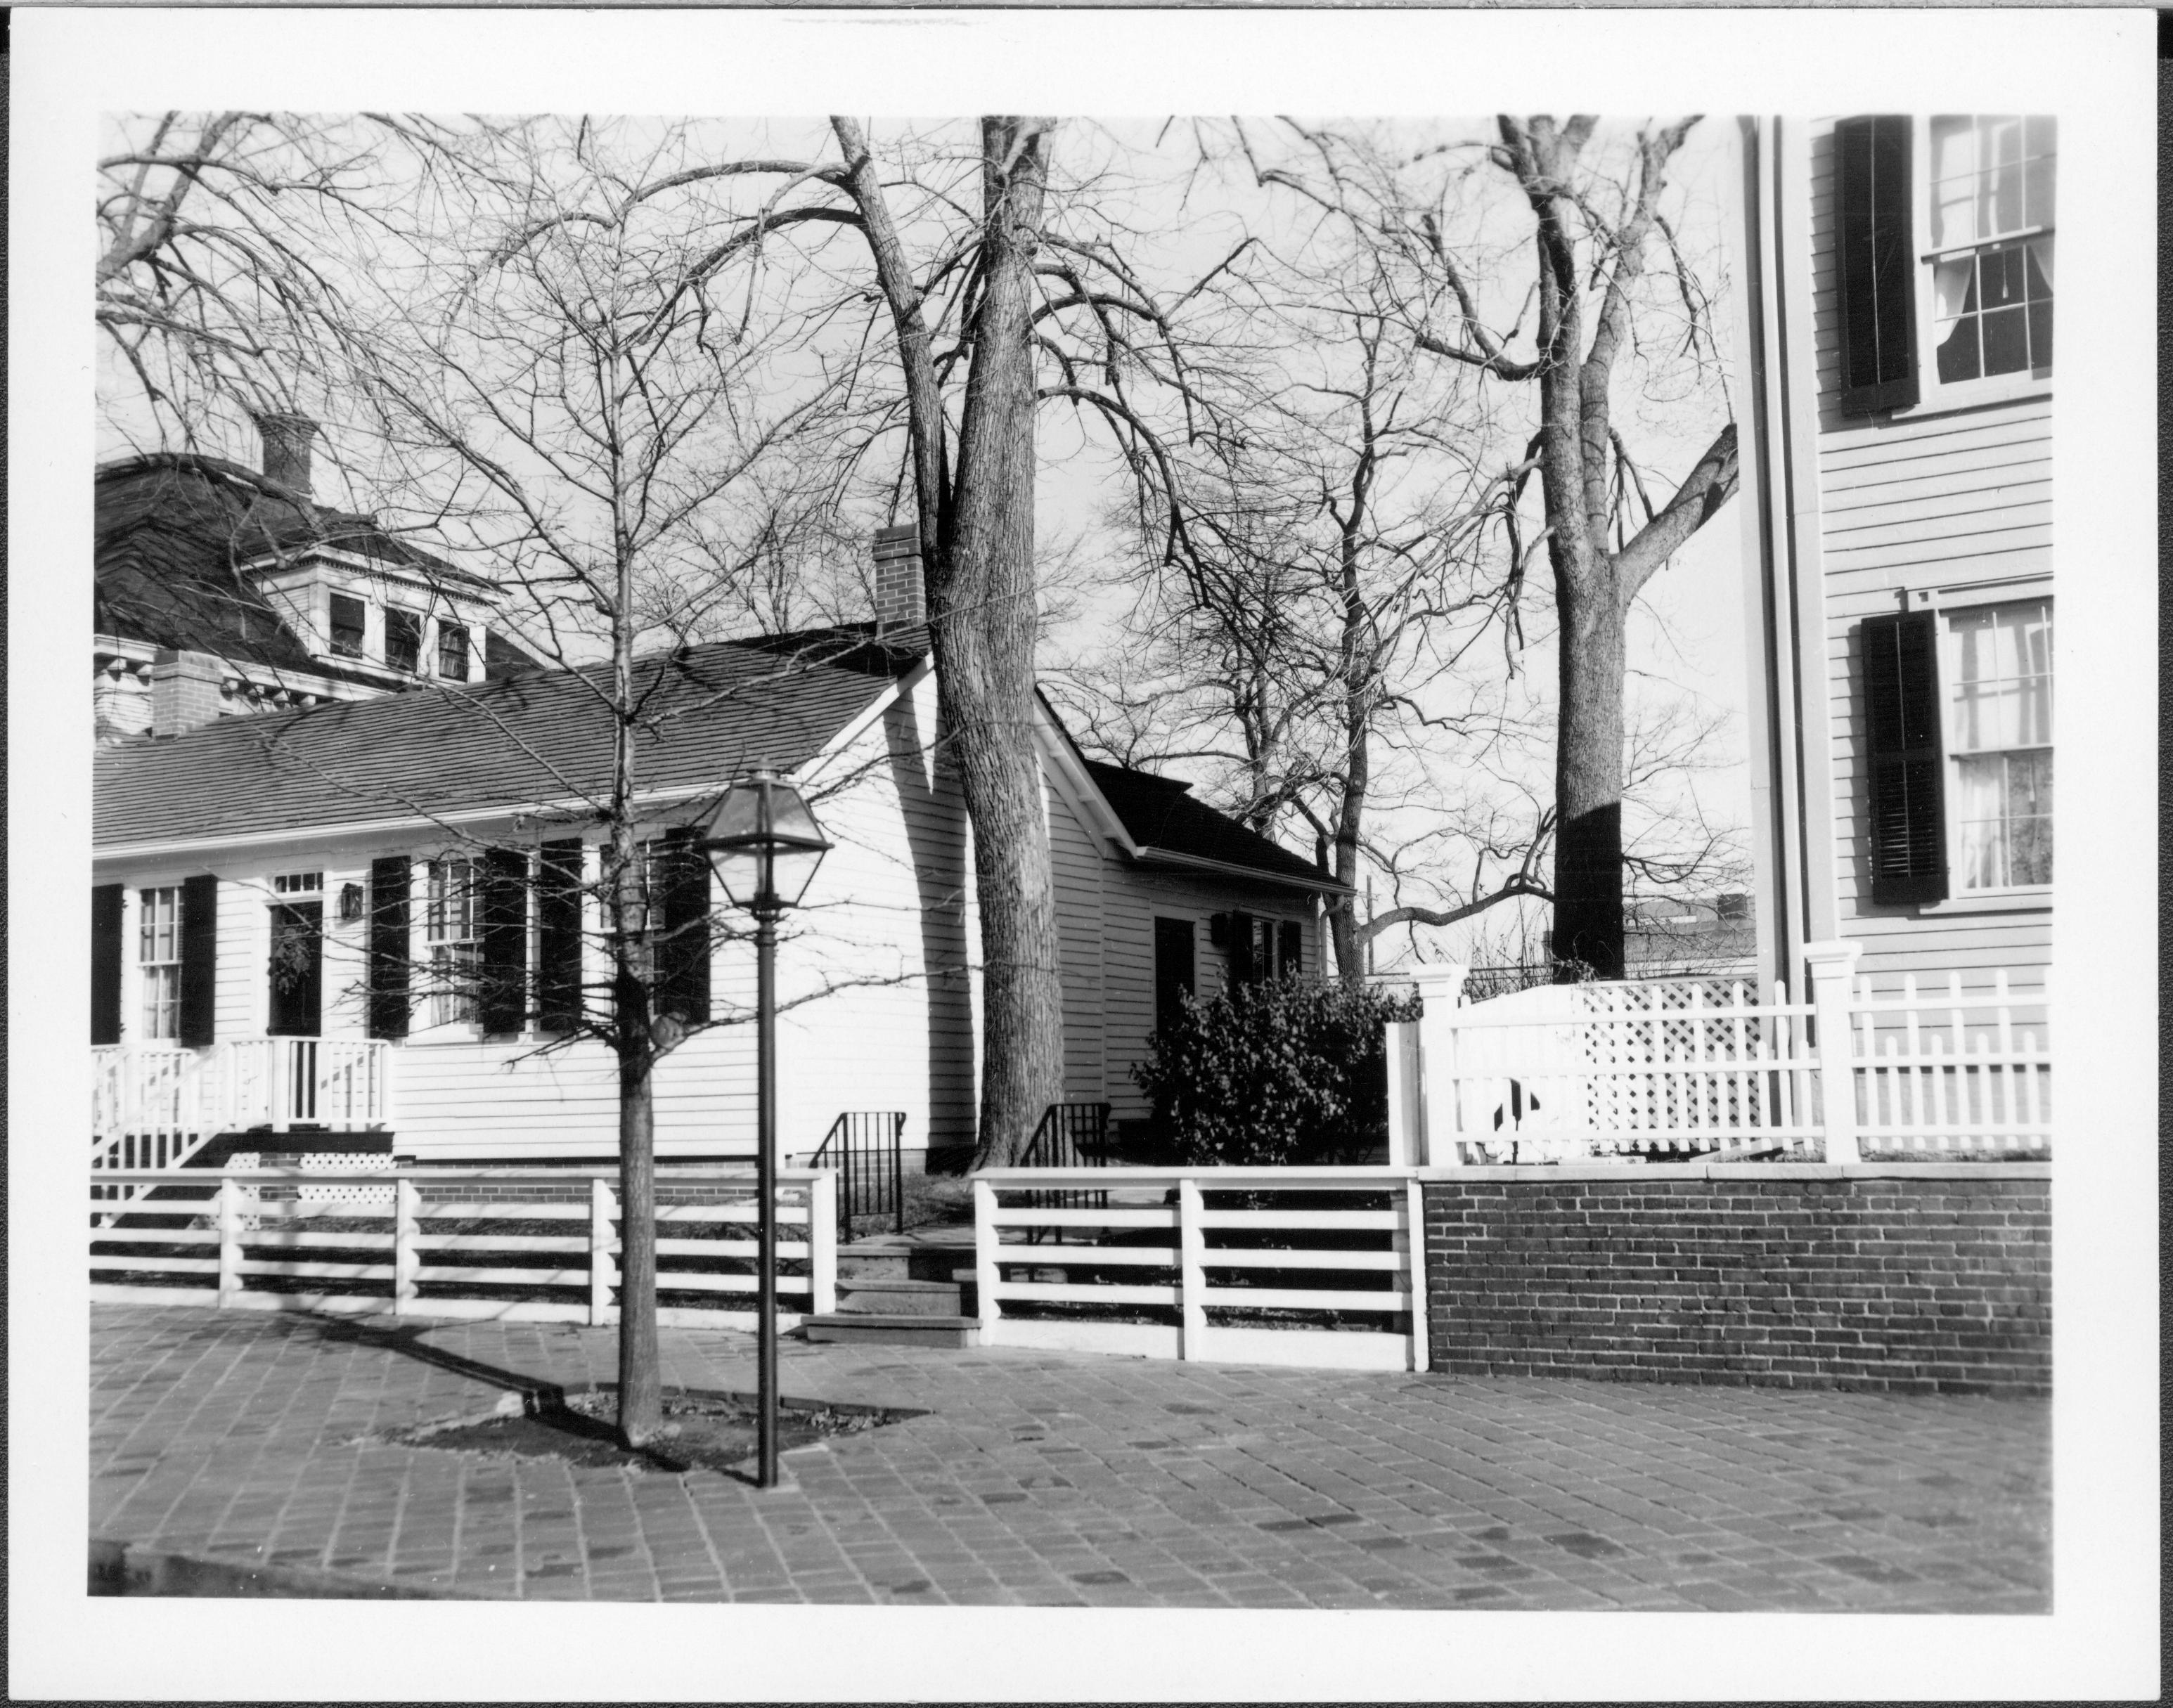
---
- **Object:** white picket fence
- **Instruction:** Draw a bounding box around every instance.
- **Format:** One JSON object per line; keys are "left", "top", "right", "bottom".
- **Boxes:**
{"left": 1391, "top": 942, "right": 2049, "bottom": 1165}
{"left": 88, "top": 1164, "right": 837, "bottom": 1329}
{"left": 972, "top": 1167, "right": 1428, "bottom": 1372}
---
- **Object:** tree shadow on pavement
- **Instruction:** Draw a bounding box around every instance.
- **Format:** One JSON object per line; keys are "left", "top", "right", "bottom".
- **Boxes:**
{"left": 259, "top": 1311, "right": 574, "bottom": 1408}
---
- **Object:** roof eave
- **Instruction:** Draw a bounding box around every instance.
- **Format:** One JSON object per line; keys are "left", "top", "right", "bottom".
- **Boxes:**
{"left": 1129, "top": 843, "right": 1351, "bottom": 896}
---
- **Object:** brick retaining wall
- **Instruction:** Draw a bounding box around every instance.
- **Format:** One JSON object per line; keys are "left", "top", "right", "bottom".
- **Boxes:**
{"left": 1421, "top": 1165, "right": 2049, "bottom": 1396}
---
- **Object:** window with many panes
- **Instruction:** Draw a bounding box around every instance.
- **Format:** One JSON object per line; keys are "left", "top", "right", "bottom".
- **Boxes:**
{"left": 437, "top": 621, "right": 470, "bottom": 680}
{"left": 385, "top": 607, "right": 422, "bottom": 673}
{"left": 328, "top": 593, "right": 367, "bottom": 659}
{"left": 138, "top": 886, "right": 182, "bottom": 1039}
{"left": 1944, "top": 599, "right": 2051, "bottom": 892}
{"left": 425, "top": 858, "right": 479, "bottom": 1026}
{"left": 1831, "top": 114, "right": 2054, "bottom": 419}
{"left": 1925, "top": 116, "right": 2054, "bottom": 388}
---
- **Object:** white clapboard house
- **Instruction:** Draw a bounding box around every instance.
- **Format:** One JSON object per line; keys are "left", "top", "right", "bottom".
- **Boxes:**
{"left": 1729, "top": 115, "right": 2052, "bottom": 997}
{"left": 91, "top": 533, "right": 1341, "bottom": 1175}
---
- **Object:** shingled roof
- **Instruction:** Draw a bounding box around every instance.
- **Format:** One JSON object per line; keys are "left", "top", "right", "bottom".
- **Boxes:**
{"left": 95, "top": 630, "right": 921, "bottom": 849}
{"left": 1082, "top": 759, "right": 1334, "bottom": 889}
{"left": 95, "top": 455, "right": 525, "bottom": 685}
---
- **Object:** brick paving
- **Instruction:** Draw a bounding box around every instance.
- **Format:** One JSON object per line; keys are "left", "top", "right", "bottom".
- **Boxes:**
{"left": 90, "top": 1302, "right": 2050, "bottom": 1610}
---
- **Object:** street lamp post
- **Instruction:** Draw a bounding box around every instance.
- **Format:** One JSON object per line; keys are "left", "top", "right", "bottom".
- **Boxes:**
{"left": 701, "top": 768, "right": 830, "bottom": 1489}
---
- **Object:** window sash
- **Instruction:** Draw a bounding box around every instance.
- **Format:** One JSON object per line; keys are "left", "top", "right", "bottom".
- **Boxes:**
{"left": 429, "top": 942, "right": 479, "bottom": 1028}
{"left": 328, "top": 594, "right": 366, "bottom": 658}
{"left": 1911, "top": 115, "right": 2054, "bottom": 406}
{"left": 426, "top": 859, "right": 477, "bottom": 943}
{"left": 1927, "top": 115, "right": 2055, "bottom": 252}
{"left": 437, "top": 623, "right": 470, "bottom": 680}
{"left": 425, "top": 858, "right": 480, "bottom": 1026}
{"left": 1942, "top": 600, "right": 2053, "bottom": 894}
{"left": 138, "top": 886, "right": 183, "bottom": 1040}
{"left": 385, "top": 609, "right": 422, "bottom": 673}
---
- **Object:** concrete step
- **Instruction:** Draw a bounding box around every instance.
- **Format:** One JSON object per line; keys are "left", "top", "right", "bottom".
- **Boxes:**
{"left": 837, "top": 1229, "right": 985, "bottom": 1283}
{"left": 799, "top": 1313, "right": 981, "bottom": 1349}
{"left": 834, "top": 1277, "right": 962, "bottom": 1316}
{"left": 835, "top": 1250, "right": 913, "bottom": 1281}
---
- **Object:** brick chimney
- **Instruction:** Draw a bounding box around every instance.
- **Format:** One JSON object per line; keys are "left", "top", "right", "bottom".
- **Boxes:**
{"left": 254, "top": 411, "right": 317, "bottom": 498}
{"left": 150, "top": 649, "right": 226, "bottom": 737}
{"left": 872, "top": 523, "right": 924, "bottom": 635}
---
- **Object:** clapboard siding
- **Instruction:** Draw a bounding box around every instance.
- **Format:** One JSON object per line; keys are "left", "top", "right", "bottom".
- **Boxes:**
{"left": 1801, "top": 115, "right": 2054, "bottom": 990}
{"left": 773, "top": 668, "right": 976, "bottom": 1161}
{"left": 1822, "top": 450, "right": 2051, "bottom": 508}
{"left": 1046, "top": 780, "right": 1107, "bottom": 1099}
{"left": 214, "top": 872, "right": 259, "bottom": 1040}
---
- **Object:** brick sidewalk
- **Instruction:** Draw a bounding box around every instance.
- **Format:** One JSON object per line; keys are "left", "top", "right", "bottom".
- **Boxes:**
{"left": 90, "top": 1303, "right": 2049, "bottom": 1610}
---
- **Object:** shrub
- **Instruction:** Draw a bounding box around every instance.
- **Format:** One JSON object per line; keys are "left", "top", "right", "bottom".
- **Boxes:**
{"left": 1132, "top": 977, "right": 1423, "bottom": 1167}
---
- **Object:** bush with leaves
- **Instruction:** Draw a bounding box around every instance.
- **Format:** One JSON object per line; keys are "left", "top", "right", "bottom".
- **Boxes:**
{"left": 1133, "top": 978, "right": 1424, "bottom": 1167}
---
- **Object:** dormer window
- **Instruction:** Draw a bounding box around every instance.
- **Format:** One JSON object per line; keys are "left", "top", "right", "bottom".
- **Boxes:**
{"left": 437, "top": 621, "right": 470, "bottom": 681}
{"left": 386, "top": 607, "right": 422, "bottom": 673}
{"left": 328, "top": 593, "right": 366, "bottom": 659}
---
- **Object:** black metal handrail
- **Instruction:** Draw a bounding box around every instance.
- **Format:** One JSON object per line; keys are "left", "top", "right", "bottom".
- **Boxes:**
{"left": 1019, "top": 1101, "right": 1112, "bottom": 1243}
{"left": 808, "top": 1111, "right": 907, "bottom": 1238}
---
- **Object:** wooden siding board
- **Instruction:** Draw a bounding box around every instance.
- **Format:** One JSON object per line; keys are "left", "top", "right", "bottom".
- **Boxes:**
{"left": 1824, "top": 475, "right": 2051, "bottom": 529}
{"left": 1046, "top": 779, "right": 1107, "bottom": 1101}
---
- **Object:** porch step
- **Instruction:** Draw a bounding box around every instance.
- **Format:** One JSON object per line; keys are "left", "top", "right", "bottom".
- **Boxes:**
{"left": 188, "top": 1131, "right": 394, "bottom": 1168}
{"left": 836, "top": 1229, "right": 985, "bottom": 1283}
{"left": 800, "top": 1312, "right": 981, "bottom": 1349}
{"left": 834, "top": 1277, "right": 962, "bottom": 1316}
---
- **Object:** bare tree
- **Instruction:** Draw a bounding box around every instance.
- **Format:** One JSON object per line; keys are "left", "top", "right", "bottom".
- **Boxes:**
{"left": 342, "top": 117, "right": 891, "bottom": 1446}
{"left": 1050, "top": 209, "right": 1555, "bottom": 978}
{"left": 1243, "top": 116, "right": 1741, "bottom": 979}
{"left": 662, "top": 117, "right": 1231, "bottom": 1164}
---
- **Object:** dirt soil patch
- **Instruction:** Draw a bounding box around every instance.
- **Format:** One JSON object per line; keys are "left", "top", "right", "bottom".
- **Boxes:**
{"left": 387, "top": 1386, "right": 917, "bottom": 1478}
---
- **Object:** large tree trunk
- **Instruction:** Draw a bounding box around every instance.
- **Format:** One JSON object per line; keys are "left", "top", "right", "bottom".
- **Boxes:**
{"left": 614, "top": 1030, "right": 661, "bottom": 1444}
{"left": 946, "top": 119, "right": 1065, "bottom": 1168}
{"left": 1551, "top": 571, "right": 1627, "bottom": 978}
{"left": 1330, "top": 660, "right": 1370, "bottom": 982}
{"left": 1328, "top": 482, "right": 1369, "bottom": 980}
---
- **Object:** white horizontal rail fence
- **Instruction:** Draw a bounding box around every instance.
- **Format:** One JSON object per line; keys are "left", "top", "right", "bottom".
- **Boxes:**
{"left": 973, "top": 1167, "right": 1428, "bottom": 1372}
{"left": 1852, "top": 970, "right": 2050, "bottom": 1154}
{"left": 89, "top": 1164, "right": 837, "bottom": 1330}
{"left": 1420, "top": 942, "right": 2049, "bottom": 1163}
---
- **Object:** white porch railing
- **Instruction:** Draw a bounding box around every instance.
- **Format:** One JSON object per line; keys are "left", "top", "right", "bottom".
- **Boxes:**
{"left": 92, "top": 1039, "right": 394, "bottom": 1152}
{"left": 972, "top": 1167, "right": 1427, "bottom": 1372}
{"left": 88, "top": 1163, "right": 837, "bottom": 1329}
{"left": 1393, "top": 941, "right": 2049, "bottom": 1164}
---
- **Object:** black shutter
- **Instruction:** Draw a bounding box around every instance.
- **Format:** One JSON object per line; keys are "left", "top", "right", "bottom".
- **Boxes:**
{"left": 478, "top": 848, "right": 529, "bottom": 1035}
{"left": 367, "top": 856, "right": 411, "bottom": 1040}
{"left": 1834, "top": 115, "right": 1919, "bottom": 416}
{"left": 178, "top": 874, "right": 218, "bottom": 1047}
{"left": 1153, "top": 917, "right": 1195, "bottom": 1035}
{"left": 1277, "top": 919, "right": 1303, "bottom": 979}
{"left": 1227, "top": 909, "right": 1256, "bottom": 985}
{"left": 1862, "top": 611, "right": 1948, "bottom": 906}
{"left": 654, "top": 829, "right": 711, "bottom": 1025}
{"left": 91, "top": 884, "right": 124, "bottom": 1044}
{"left": 536, "top": 839, "right": 586, "bottom": 1032}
